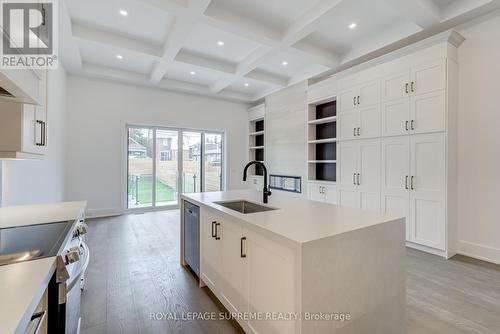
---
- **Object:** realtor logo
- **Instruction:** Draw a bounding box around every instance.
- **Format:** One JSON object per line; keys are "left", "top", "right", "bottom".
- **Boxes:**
{"left": 0, "top": 0, "right": 58, "bottom": 68}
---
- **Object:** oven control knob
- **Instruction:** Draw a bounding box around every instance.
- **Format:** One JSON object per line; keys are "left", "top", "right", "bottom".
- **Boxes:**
{"left": 76, "top": 223, "right": 88, "bottom": 236}
{"left": 64, "top": 247, "right": 80, "bottom": 264}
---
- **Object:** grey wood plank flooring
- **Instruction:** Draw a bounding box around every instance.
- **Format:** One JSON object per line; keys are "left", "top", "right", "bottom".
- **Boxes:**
{"left": 81, "top": 211, "right": 500, "bottom": 334}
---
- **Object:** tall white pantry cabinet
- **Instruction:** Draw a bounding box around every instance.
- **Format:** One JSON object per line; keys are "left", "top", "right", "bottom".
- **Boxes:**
{"left": 336, "top": 33, "right": 462, "bottom": 258}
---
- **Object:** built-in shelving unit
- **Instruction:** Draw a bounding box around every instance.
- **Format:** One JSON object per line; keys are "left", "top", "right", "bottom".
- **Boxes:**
{"left": 307, "top": 99, "right": 337, "bottom": 183}
{"left": 249, "top": 117, "right": 265, "bottom": 176}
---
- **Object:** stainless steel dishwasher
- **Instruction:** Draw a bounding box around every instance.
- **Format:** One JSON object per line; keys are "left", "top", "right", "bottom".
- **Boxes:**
{"left": 184, "top": 200, "right": 200, "bottom": 277}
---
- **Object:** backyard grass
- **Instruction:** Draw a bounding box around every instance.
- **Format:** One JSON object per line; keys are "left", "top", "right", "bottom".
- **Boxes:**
{"left": 129, "top": 178, "right": 175, "bottom": 204}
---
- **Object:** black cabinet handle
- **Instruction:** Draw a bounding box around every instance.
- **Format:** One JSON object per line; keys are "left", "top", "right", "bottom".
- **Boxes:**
{"left": 357, "top": 96, "right": 360, "bottom": 105}
{"left": 240, "top": 237, "right": 246, "bottom": 258}
{"left": 411, "top": 81, "right": 415, "bottom": 93}
{"left": 353, "top": 96, "right": 356, "bottom": 106}
{"left": 405, "top": 176, "right": 409, "bottom": 189}
{"left": 36, "top": 120, "right": 44, "bottom": 146}
{"left": 215, "top": 223, "right": 220, "bottom": 240}
{"left": 353, "top": 173, "right": 356, "bottom": 185}
{"left": 411, "top": 120, "right": 415, "bottom": 131}
{"left": 411, "top": 176, "right": 415, "bottom": 190}
{"left": 42, "top": 121, "right": 46, "bottom": 146}
{"left": 357, "top": 173, "right": 360, "bottom": 185}
{"left": 405, "top": 120, "right": 409, "bottom": 131}
{"left": 211, "top": 221, "right": 216, "bottom": 238}
{"left": 353, "top": 127, "right": 356, "bottom": 137}
{"left": 357, "top": 127, "right": 360, "bottom": 136}
{"left": 405, "top": 83, "right": 409, "bottom": 94}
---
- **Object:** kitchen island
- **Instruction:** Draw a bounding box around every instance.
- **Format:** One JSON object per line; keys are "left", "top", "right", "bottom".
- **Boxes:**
{"left": 180, "top": 190, "right": 405, "bottom": 334}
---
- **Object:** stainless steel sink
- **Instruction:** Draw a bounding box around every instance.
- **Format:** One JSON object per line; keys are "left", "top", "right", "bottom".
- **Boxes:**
{"left": 214, "top": 200, "right": 277, "bottom": 214}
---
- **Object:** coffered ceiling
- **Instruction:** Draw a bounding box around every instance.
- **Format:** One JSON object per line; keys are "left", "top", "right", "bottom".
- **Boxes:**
{"left": 60, "top": 0, "right": 500, "bottom": 102}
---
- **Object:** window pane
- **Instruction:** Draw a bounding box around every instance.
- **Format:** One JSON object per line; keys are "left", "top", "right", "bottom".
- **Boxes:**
{"left": 204, "top": 133, "right": 223, "bottom": 192}
{"left": 155, "top": 130, "right": 179, "bottom": 206}
{"left": 127, "top": 128, "right": 153, "bottom": 208}
{"left": 182, "top": 132, "right": 202, "bottom": 193}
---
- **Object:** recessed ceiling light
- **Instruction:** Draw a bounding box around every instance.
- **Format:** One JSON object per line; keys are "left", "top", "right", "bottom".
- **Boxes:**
{"left": 119, "top": 9, "right": 128, "bottom": 16}
{"left": 282, "top": 61, "right": 288, "bottom": 66}
{"left": 349, "top": 22, "right": 357, "bottom": 29}
{"left": 244, "top": 83, "right": 249, "bottom": 87}
{"left": 217, "top": 41, "right": 224, "bottom": 46}
{"left": 190, "top": 71, "right": 196, "bottom": 75}
{"left": 116, "top": 54, "right": 123, "bottom": 60}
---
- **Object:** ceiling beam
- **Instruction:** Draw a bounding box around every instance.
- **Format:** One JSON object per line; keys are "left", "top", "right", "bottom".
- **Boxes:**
{"left": 382, "top": 0, "right": 441, "bottom": 29}
{"left": 206, "top": 0, "right": 341, "bottom": 93}
{"left": 149, "top": 0, "right": 212, "bottom": 83}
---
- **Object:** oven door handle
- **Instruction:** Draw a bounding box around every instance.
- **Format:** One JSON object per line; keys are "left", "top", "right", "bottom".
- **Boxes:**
{"left": 67, "top": 242, "right": 90, "bottom": 292}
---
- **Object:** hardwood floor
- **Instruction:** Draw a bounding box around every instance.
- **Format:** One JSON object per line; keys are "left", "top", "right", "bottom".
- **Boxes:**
{"left": 81, "top": 211, "right": 500, "bottom": 334}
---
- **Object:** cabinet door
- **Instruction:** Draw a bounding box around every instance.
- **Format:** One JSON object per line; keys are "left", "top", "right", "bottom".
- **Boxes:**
{"left": 382, "top": 71, "right": 410, "bottom": 102}
{"left": 35, "top": 70, "right": 48, "bottom": 154}
{"left": 358, "top": 80, "right": 380, "bottom": 107}
{"left": 381, "top": 136, "right": 410, "bottom": 240}
{"left": 339, "top": 87, "right": 357, "bottom": 111}
{"left": 410, "top": 90, "right": 445, "bottom": 134}
{"left": 21, "top": 104, "right": 39, "bottom": 154}
{"left": 381, "top": 98, "right": 410, "bottom": 137}
{"left": 358, "top": 104, "right": 381, "bottom": 139}
{"left": 357, "top": 139, "right": 381, "bottom": 212}
{"left": 338, "top": 188, "right": 358, "bottom": 208}
{"left": 307, "top": 183, "right": 324, "bottom": 202}
{"left": 244, "top": 228, "right": 296, "bottom": 334}
{"left": 219, "top": 219, "right": 246, "bottom": 314}
{"left": 409, "top": 133, "right": 446, "bottom": 250}
{"left": 339, "top": 109, "right": 358, "bottom": 140}
{"left": 338, "top": 141, "right": 358, "bottom": 208}
{"left": 410, "top": 59, "right": 446, "bottom": 96}
{"left": 323, "top": 184, "right": 337, "bottom": 204}
{"left": 201, "top": 212, "right": 221, "bottom": 291}
{"left": 338, "top": 141, "right": 357, "bottom": 189}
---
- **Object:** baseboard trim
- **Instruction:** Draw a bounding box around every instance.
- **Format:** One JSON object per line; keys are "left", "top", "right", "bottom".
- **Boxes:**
{"left": 406, "top": 241, "right": 447, "bottom": 258}
{"left": 458, "top": 241, "right": 500, "bottom": 266}
{"left": 85, "top": 207, "right": 123, "bottom": 219}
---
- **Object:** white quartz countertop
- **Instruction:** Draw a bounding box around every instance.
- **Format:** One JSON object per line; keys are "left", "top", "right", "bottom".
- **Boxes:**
{"left": 0, "top": 201, "right": 87, "bottom": 334}
{"left": 0, "top": 200, "right": 87, "bottom": 228}
{"left": 182, "top": 190, "right": 401, "bottom": 244}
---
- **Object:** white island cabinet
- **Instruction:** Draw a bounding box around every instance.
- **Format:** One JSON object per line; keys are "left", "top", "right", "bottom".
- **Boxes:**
{"left": 181, "top": 190, "right": 405, "bottom": 334}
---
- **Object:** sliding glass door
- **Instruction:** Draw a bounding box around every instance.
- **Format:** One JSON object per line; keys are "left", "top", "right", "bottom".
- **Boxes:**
{"left": 127, "top": 126, "right": 224, "bottom": 209}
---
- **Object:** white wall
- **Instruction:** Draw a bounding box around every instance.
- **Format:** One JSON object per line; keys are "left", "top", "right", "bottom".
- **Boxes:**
{"left": 265, "top": 82, "right": 308, "bottom": 196}
{"left": 1, "top": 66, "right": 67, "bottom": 206}
{"left": 65, "top": 76, "right": 248, "bottom": 217}
{"left": 456, "top": 13, "right": 500, "bottom": 264}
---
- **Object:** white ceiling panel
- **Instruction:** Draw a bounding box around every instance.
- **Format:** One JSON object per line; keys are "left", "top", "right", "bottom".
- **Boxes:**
{"left": 210, "top": 0, "right": 324, "bottom": 31}
{"left": 182, "top": 23, "right": 262, "bottom": 64}
{"left": 255, "top": 51, "right": 326, "bottom": 79}
{"left": 224, "top": 76, "right": 276, "bottom": 97}
{"left": 163, "top": 61, "right": 223, "bottom": 87}
{"left": 67, "top": 0, "right": 173, "bottom": 45}
{"left": 78, "top": 39, "right": 154, "bottom": 75}
{"left": 304, "top": 0, "right": 413, "bottom": 56}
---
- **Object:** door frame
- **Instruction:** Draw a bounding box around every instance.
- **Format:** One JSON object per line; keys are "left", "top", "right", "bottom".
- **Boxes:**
{"left": 124, "top": 124, "right": 226, "bottom": 213}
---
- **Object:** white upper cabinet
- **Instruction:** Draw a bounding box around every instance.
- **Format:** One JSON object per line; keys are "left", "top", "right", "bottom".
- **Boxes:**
{"left": 381, "top": 98, "right": 410, "bottom": 137}
{"left": 357, "top": 80, "right": 380, "bottom": 107}
{"left": 382, "top": 71, "right": 411, "bottom": 102}
{"left": 410, "top": 59, "right": 446, "bottom": 96}
{"left": 380, "top": 59, "right": 447, "bottom": 137}
{"left": 339, "top": 87, "right": 358, "bottom": 111}
{"left": 410, "top": 90, "right": 446, "bottom": 134}
{"left": 339, "top": 109, "right": 358, "bottom": 141}
{"left": 358, "top": 104, "right": 381, "bottom": 139}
